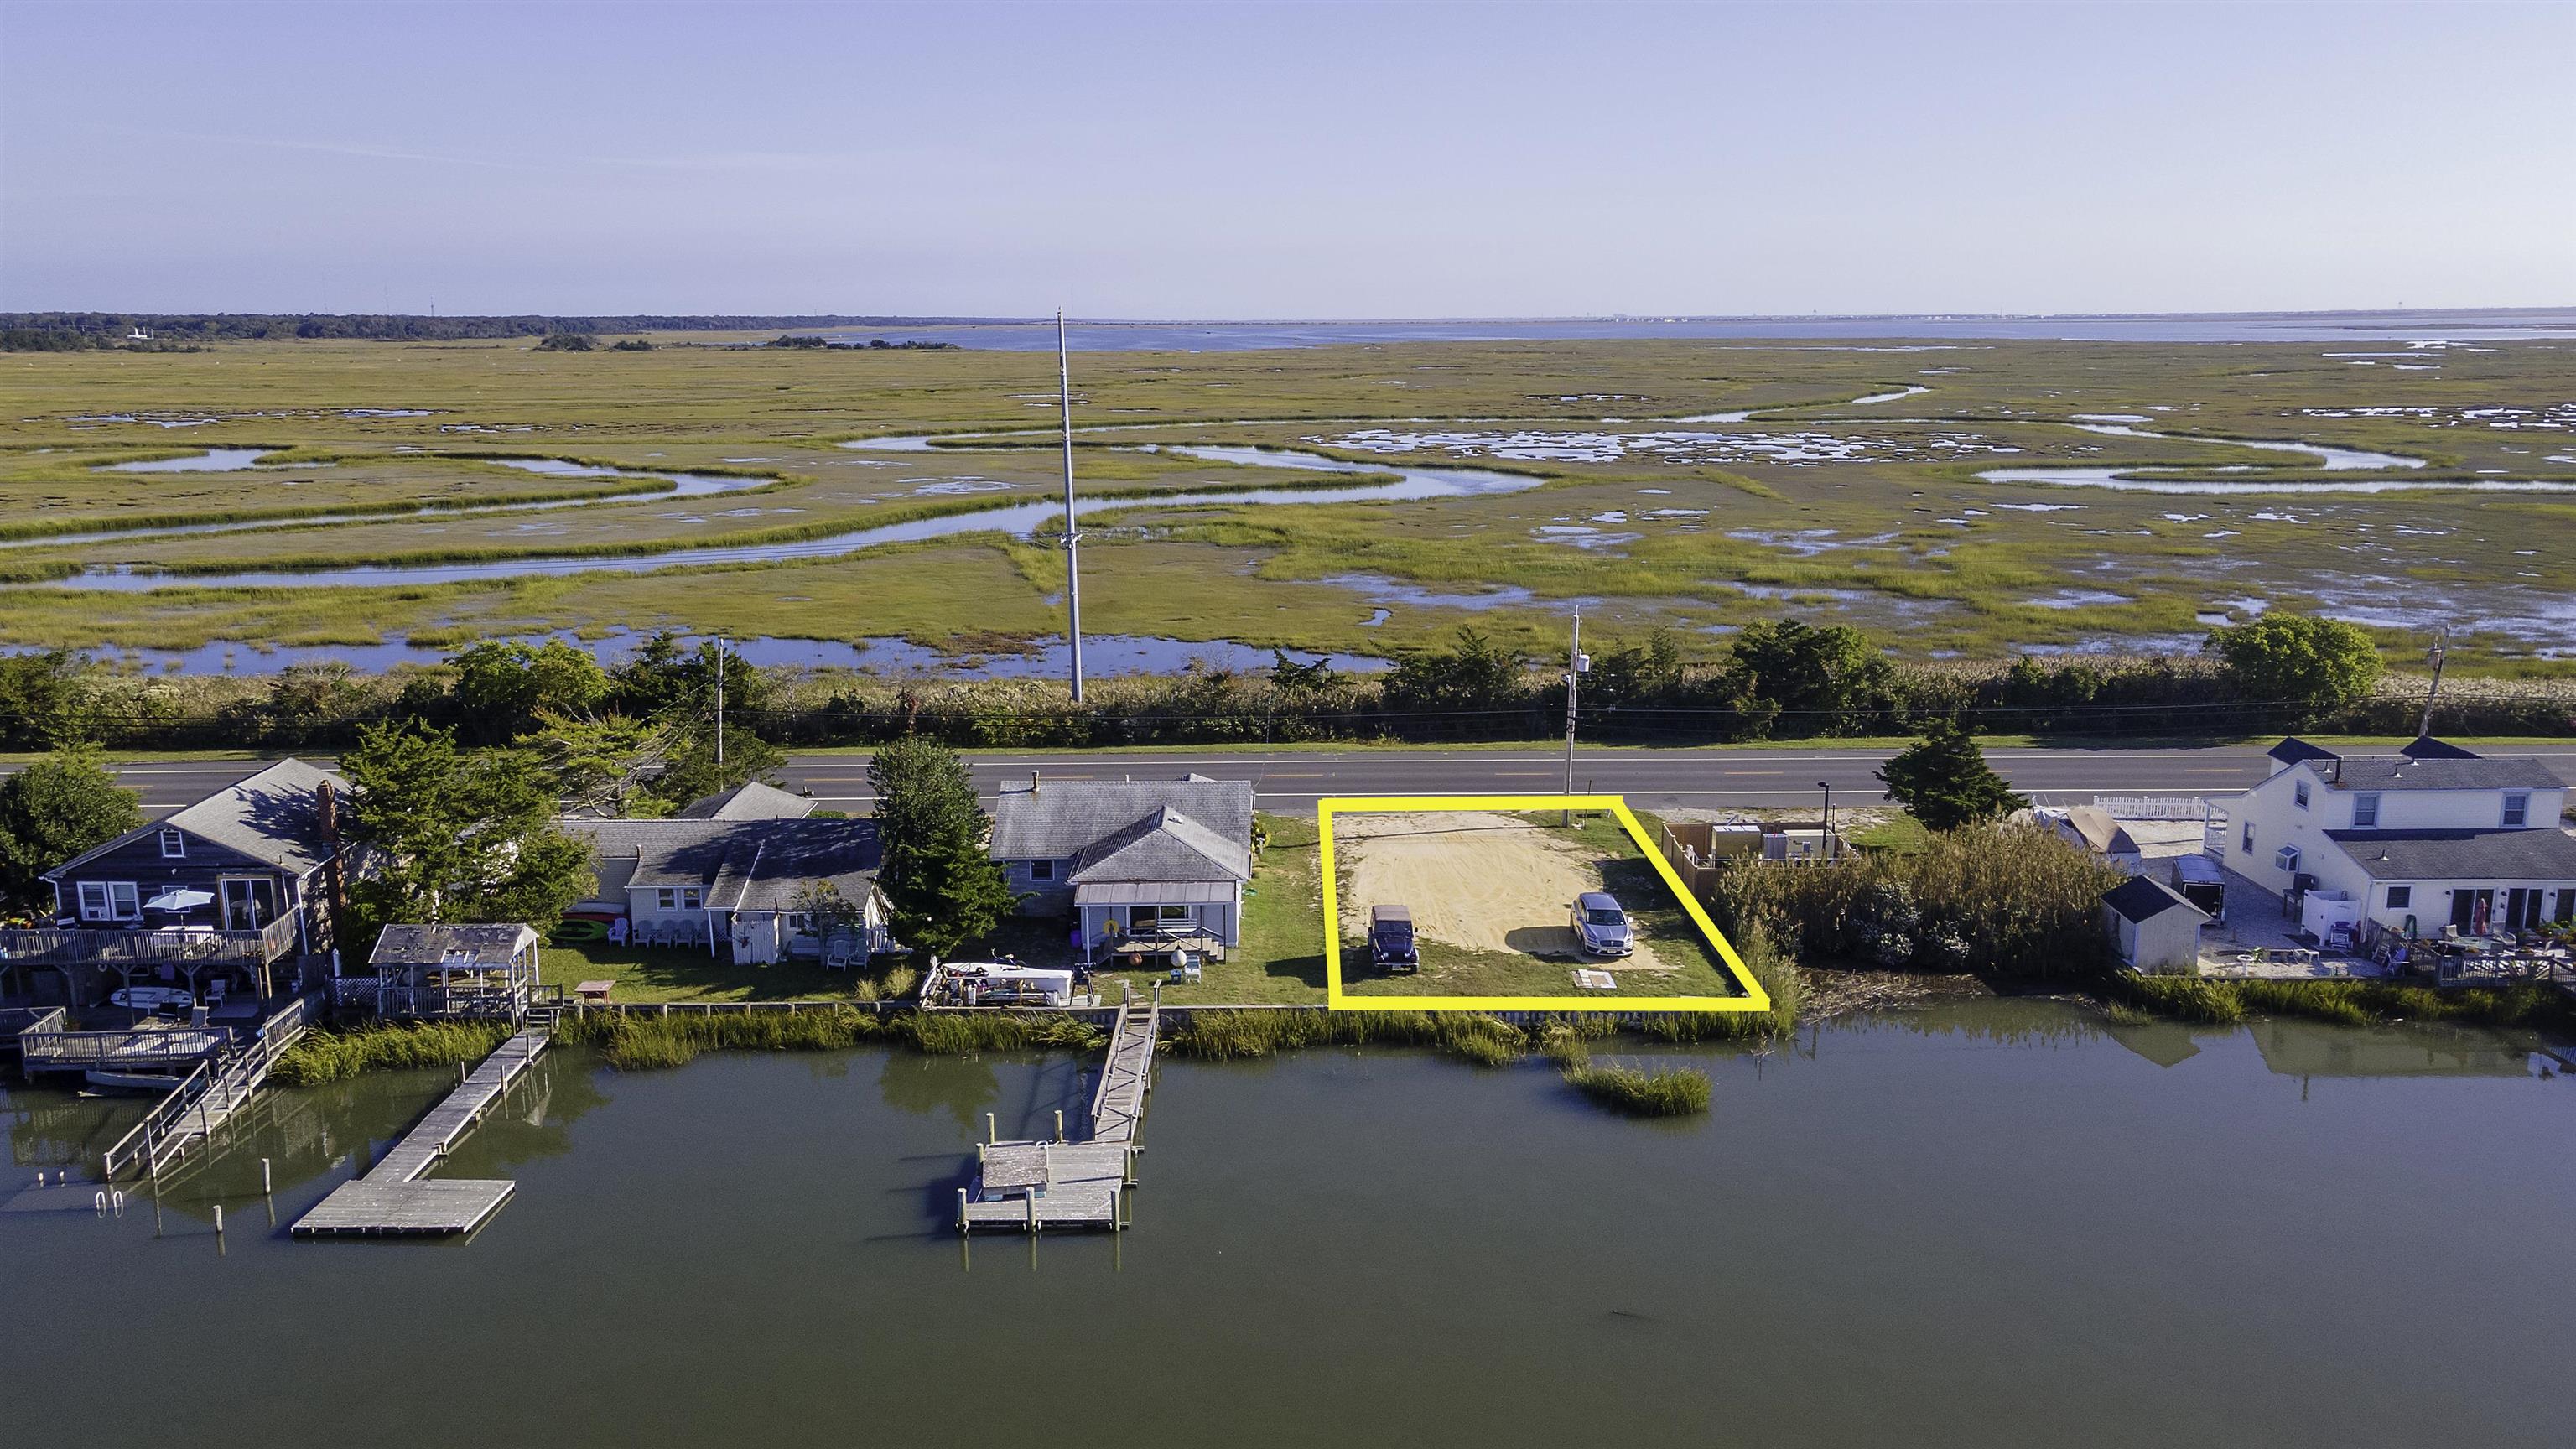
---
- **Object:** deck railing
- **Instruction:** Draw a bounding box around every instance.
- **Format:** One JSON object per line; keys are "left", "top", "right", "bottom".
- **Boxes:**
{"left": 21, "top": 1024, "right": 229, "bottom": 1072}
{"left": 0, "top": 916, "right": 299, "bottom": 969}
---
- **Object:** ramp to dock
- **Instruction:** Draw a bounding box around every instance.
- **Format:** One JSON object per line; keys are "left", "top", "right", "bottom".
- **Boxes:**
{"left": 958, "top": 1003, "right": 1156, "bottom": 1233}
{"left": 293, "top": 1025, "right": 548, "bottom": 1238}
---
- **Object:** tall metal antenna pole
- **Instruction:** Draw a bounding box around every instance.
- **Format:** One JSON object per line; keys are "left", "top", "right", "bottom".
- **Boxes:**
{"left": 713, "top": 636, "right": 726, "bottom": 767}
{"left": 2417, "top": 625, "right": 2449, "bottom": 739}
{"left": 1561, "top": 610, "right": 1582, "bottom": 823}
{"left": 1059, "top": 309, "right": 1085, "bottom": 702}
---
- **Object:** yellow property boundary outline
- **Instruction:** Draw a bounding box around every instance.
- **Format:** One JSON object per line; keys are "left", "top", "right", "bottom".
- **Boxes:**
{"left": 1317, "top": 794, "right": 1771, "bottom": 1014}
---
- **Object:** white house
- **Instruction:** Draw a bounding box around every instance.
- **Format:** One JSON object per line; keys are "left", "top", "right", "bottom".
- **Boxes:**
{"left": 2102, "top": 876, "right": 2209, "bottom": 972}
{"left": 988, "top": 772, "right": 1254, "bottom": 963}
{"left": 2215, "top": 736, "right": 2576, "bottom": 937}
{"left": 561, "top": 787, "right": 891, "bottom": 964}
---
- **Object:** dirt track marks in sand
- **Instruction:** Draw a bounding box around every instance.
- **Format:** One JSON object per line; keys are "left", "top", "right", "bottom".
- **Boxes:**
{"left": 1332, "top": 811, "right": 1677, "bottom": 972}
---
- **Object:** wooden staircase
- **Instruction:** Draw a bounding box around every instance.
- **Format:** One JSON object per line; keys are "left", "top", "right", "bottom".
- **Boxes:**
{"left": 103, "top": 995, "right": 318, "bottom": 1181}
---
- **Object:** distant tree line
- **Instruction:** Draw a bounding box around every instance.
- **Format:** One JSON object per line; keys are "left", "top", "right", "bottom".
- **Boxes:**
{"left": 14, "top": 614, "right": 2567, "bottom": 756}
{"left": 0, "top": 313, "right": 984, "bottom": 344}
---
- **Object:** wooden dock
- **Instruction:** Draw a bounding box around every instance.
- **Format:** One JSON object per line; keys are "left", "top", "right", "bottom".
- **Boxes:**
{"left": 293, "top": 1025, "right": 548, "bottom": 1238}
{"left": 102, "top": 995, "right": 317, "bottom": 1181}
{"left": 957, "top": 1002, "right": 1156, "bottom": 1233}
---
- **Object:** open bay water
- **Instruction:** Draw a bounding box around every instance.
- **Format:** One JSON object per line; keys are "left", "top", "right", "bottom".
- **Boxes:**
{"left": 813, "top": 309, "right": 2576, "bottom": 351}
{"left": 7, "top": 1001, "right": 2573, "bottom": 1448}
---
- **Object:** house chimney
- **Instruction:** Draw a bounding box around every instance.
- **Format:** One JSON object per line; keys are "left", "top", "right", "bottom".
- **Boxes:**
{"left": 316, "top": 779, "right": 350, "bottom": 955}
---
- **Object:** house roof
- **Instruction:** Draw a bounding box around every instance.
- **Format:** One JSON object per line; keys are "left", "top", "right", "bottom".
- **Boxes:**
{"left": 2323, "top": 827, "right": 2576, "bottom": 882}
{"left": 2267, "top": 737, "right": 2340, "bottom": 766}
{"left": 990, "top": 775, "right": 1254, "bottom": 870}
{"left": 369, "top": 922, "right": 538, "bottom": 968}
{"left": 2398, "top": 735, "right": 2482, "bottom": 761}
{"left": 2103, "top": 876, "right": 2208, "bottom": 924}
{"left": 2313, "top": 756, "right": 2564, "bottom": 792}
{"left": 564, "top": 817, "right": 883, "bottom": 913}
{"left": 1071, "top": 803, "right": 1249, "bottom": 885}
{"left": 47, "top": 757, "right": 348, "bottom": 880}
{"left": 670, "top": 781, "right": 812, "bottom": 820}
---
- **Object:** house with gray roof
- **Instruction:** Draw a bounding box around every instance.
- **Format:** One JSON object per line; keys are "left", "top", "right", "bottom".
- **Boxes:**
{"left": 2217, "top": 737, "right": 2573, "bottom": 937}
{"left": 988, "top": 771, "right": 1254, "bottom": 963}
{"left": 562, "top": 808, "right": 890, "bottom": 964}
{"left": 21, "top": 758, "right": 355, "bottom": 1009}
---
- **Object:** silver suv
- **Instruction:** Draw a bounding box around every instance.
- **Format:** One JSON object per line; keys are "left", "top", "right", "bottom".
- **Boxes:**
{"left": 1571, "top": 891, "right": 1633, "bottom": 957}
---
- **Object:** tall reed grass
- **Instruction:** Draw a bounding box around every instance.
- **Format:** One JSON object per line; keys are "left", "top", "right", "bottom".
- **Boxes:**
{"left": 550, "top": 1005, "right": 1103, "bottom": 1071}
{"left": 271, "top": 1021, "right": 515, "bottom": 1086}
{"left": 2108, "top": 974, "right": 2571, "bottom": 1030}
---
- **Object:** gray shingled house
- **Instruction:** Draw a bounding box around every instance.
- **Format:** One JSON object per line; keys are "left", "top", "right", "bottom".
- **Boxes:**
{"left": 987, "top": 772, "right": 1254, "bottom": 963}
{"left": 559, "top": 785, "right": 891, "bottom": 963}
{"left": 22, "top": 758, "right": 354, "bottom": 1008}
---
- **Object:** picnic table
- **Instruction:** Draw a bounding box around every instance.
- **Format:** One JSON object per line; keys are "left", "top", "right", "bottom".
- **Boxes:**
{"left": 573, "top": 979, "right": 615, "bottom": 1004}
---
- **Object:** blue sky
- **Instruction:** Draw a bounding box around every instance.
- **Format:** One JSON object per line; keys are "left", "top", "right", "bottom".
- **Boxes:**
{"left": 3, "top": 1, "right": 2569, "bottom": 317}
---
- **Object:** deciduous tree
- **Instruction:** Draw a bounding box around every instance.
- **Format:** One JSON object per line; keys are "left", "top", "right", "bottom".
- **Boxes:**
{"left": 0, "top": 746, "right": 142, "bottom": 910}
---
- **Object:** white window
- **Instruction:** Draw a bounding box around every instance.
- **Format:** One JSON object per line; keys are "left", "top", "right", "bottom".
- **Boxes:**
{"left": 158, "top": 828, "right": 186, "bottom": 859}
{"left": 2240, "top": 821, "right": 2255, "bottom": 854}
{"left": 78, "top": 881, "right": 140, "bottom": 921}
{"left": 1153, "top": 904, "right": 1192, "bottom": 924}
{"left": 2386, "top": 886, "right": 2412, "bottom": 910}
{"left": 2502, "top": 792, "right": 2529, "bottom": 828}
{"left": 682, "top": 887, "right": 702, "bottom": 911}
{"left": 787, "top": 913, "right": 813, "bottom": 937}
{"left": 1028, "top": 860, "right": 1056, "bottom": 882}
{"left": 2293, "top": 779, "right": 2310, "bottom": 809}
{"left": 656, "top": 887, "right": 701, "bottom": 911}
{"left": 2352, "top": 793, "right": 2380, "bottom": 828}
{"left": 2274, "top": 844, "right": 2301, "bottom": 874}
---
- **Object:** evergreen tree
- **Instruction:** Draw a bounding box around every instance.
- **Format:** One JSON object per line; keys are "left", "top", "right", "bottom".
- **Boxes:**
{"left": 868, "top": 737, "right": 1014, "bottom": 958}
{"left": 1876, "top": 719, "right": 2028, "bottom": 832}
{"left": 340, "top": 721, "right": 595, "bottom": 947}
{"left": 0, "top": 746, "right": 142, "bottom": 909}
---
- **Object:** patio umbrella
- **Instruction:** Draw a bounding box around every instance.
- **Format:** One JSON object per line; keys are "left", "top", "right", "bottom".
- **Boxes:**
{"left": 143, "top": 887, "right": 215, "bottom": 911}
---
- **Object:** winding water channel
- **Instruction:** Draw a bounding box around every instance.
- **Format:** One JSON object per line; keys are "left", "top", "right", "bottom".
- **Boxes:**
{"left": 34, "top": 396, "right": 2573, "bottom": 594}
{"left": 7, "top": 1003, "right": 2572, "bottom": 1448}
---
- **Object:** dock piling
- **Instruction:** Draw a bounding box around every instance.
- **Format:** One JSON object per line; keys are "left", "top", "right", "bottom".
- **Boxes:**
{"left": 212, "top": 1203, "right": 223, "bottom": 1235}
{"left": 1054, "top": 1109, "right": 1065, "bottom": 1143}
{"left": 261, "top": 1157, "right": 273, "bottom": 1195}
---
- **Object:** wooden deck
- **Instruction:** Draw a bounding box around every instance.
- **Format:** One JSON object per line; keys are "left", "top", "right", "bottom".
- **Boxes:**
{"left": 293, "top": 1025, "right": 548, "bottom": 1238}
{"left": 958, "top": 1004, "right": 1156, "bottom": 1233}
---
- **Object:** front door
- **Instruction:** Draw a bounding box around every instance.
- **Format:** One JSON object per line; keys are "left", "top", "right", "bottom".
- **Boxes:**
{"left": 221, "top": 877, "right": 278, "bottom": 932}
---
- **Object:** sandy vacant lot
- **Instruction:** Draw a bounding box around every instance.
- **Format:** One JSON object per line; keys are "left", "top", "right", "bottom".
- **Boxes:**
{"left": 1333, "top": 811, "right": 1678, "bottom": 973}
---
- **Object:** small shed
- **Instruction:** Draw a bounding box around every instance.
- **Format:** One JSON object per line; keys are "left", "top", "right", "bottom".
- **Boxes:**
{"left": 2101, "top": 877, "right": 2210, "bottom": 974}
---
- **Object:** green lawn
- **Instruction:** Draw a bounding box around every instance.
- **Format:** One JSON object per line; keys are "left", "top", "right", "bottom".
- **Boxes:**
{"left": 538, "top": 940, "right": 906, "bottom": 1004}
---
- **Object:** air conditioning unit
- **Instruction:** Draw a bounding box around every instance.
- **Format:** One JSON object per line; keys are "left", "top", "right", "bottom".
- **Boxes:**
{"left": 2273, "top": 844, "right": 2302, "bottom": 873}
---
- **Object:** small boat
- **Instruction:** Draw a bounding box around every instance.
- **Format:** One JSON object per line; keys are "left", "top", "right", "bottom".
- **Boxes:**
{"left": 84, "top": 1068, "right": 191, "bottom": 1093}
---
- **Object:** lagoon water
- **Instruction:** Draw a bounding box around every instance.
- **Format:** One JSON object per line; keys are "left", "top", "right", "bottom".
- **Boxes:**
{"left": 8, "top": 1002, "right": 2573, "bottom": 1448}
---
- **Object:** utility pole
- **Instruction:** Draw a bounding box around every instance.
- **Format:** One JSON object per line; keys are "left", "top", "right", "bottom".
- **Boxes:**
{"left": 1059, "top": 309, "right": 1086, "bottom": 702}
{"left": 2417, "top": 625, "right": 2449, "bottom": 739}
{"left": 1561, "top": 611, "right": 1585, "bottom": 822}
{"left": 1818, "top": 781, "right": 1834, "bottom": 861}
{"left": 713, "top": 636, "right": 726, "bottom": 768}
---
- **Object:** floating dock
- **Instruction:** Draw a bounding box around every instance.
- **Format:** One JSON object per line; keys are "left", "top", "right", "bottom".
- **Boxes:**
{"left": 958, "top": 1001, "right": 1156, "bottom": 1233}
{"left": 293, "top": 1025, "right": 548, "bottom": 1238}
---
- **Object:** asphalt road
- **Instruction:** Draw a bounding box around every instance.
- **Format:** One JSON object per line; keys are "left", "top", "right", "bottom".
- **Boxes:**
{"left": 67, "top": 743, "right": 2576, "bottom": 819}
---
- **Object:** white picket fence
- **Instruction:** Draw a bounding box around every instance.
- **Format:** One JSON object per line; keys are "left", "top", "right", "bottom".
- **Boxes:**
{"left": 2092, "top": 795, "right": 2213, "bottom": 822}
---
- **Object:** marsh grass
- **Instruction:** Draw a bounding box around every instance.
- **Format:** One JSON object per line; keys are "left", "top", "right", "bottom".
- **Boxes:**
{"left": 2108, "top": 974, "right": 2572, "bottom": 1030}
{"left": 271, "top": 1020, "right": 515, "bottom": 1086}
{"left": 549, "top": 1005, "right": 1103, "bottom": 1071}
{"left": 1561, "top": 1061, "right": 1713, "bottom": 1116}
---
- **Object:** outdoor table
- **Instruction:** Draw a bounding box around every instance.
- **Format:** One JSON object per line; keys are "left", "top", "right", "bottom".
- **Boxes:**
{"left": 574, "top": 979, "right": 615, "bottom": 1004}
